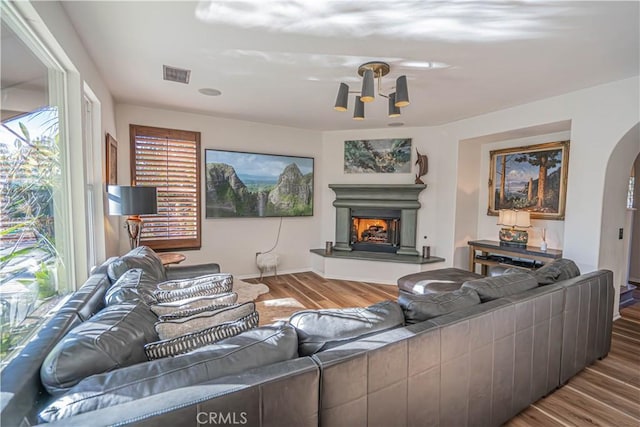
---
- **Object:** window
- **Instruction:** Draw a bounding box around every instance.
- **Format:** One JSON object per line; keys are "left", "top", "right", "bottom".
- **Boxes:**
{"left": 1, "top": 3, "right": 74, "bottom": 367}
{"left": 628, "top": 175, "right": 636, "bottom": 209}
{"left": 130, "top": 125, "right": 201, "bottom": 250}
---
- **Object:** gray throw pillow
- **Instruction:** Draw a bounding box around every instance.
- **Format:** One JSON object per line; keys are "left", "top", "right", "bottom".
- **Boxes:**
{"left": 150, "top": 292, "right": 238, "bottom": 317}
{"left": 532, "top": 258, "right": 581, "bottom": 285}
{"left": 153, "top": 273, "right": 233, "bottom": 303}
{"left": 40, "top": 302, "right": 158, "bottom": 396}
{"left": 290, "top": 300, "right": 404, "bottom": 356}
{"left": 398, "top": 288, "right": 481, "bottom": 324}
{"left": 144, "top": 311, "right": 259, "bottom": 360}
{"left": 461, "top": 272, "right": 538, "bottom": 302}
{"left": 155, "top": 301, "right": 256, "bottom": 340}
{"left": 39, "top": 322, "right": 298, "bottom": 423}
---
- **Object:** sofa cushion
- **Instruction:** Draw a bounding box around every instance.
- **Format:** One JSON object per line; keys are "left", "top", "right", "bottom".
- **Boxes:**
{"left": 58, "top": 273, "right": 111, "bottom": 320}
{"left": 104, "top": 268, "right": 160, "bottom": 306}
{"left": 155, "top": 302, "right": 256, "bottom": 340}
{"left": 107, "top": 246, "right": 166, "bottom": 283}
{"left": 398, "top": 288, "right": 481, "bottom": 324}
{"left": 397, "top": 268, "right": 483, "bottom": 294}
{"left": 289, "top": 300, "right": 404, "bottom": 356}
{"left": 152, "top": 293, "right": 238, "bottom": 320}
{"left": 153, "top": 273, "right": 234, "bottom": 303}
{"left": 461, "top": 272, "right": 538, "bottom": 302}
{"left": 532, "top": 258, "right": 581, "bottom": 285}
{"left": 39, "top": 322, "right": 298, "bottom": 422}
{"left": 40, "top": 302, "right": 158, "bottom": 396}
{"left": 144, "top": 311, "right": 259, "bottom": 360}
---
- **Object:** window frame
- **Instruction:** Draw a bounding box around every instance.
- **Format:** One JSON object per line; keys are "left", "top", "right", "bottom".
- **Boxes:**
{"left": 129, "top": 124, "right": 202, "bottom": 251}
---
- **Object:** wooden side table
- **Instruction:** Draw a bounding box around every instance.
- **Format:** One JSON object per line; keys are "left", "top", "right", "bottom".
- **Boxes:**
{"left": 468, "top": 240, "right": 562, "bottom": 275}
{"left": 158, "top": 252, "right": 186, "bottom": 266}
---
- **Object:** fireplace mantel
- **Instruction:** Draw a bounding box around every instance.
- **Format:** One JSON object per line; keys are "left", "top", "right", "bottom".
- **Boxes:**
{"left": 329, "top": 184, "right": 426, "bottom": 256}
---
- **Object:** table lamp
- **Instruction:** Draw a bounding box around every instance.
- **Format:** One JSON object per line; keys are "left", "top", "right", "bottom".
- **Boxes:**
{"left": 497, "top": 209, "right": 531, "bottom": 246}
{"left": 107, "top": 185, "right": 157, "bottom": 249}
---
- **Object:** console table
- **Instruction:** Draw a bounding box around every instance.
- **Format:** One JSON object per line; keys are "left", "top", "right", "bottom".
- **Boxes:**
{"left": 468, "top": 239, "right": 562, "bottom": 275}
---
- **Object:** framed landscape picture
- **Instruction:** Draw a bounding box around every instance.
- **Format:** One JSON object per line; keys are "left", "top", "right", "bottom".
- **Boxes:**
{"left": 106, "top": 133, "right": 118, "bottom": 185}
{"left": 205, "top": 149, "right": 314, "bottom": 218}
{"left": 344, "top": 138, "right": 411, "bottom": 173}
{"left": 488, "top": 140, "right": 570, "bottom": 220}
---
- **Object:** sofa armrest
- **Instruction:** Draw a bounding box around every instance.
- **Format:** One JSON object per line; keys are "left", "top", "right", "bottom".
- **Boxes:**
{"left": 39, "top": 357, "right": 319, "bottom": 427}
{"left": 165, "top": 263, "right": 220, "bottom": 280}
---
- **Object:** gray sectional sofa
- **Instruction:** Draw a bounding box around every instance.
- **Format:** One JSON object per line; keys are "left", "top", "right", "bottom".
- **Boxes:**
{"left": 0, "top": 247, "right": 614, "bottom": 427}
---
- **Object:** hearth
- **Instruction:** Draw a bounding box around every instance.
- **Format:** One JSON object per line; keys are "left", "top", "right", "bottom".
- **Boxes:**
{"left": 351, "top": 208, "right": 400, "bottom": 253}
{"left": 330, "top": 184, "right": 426, "bottom": 256}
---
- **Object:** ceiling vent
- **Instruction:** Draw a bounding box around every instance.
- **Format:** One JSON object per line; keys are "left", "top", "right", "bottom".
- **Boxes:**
{"left": 163, "top": 65, "right": 191, "bottom": 84}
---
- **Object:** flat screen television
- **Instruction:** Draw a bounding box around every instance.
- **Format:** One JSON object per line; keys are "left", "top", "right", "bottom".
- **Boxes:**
{"left": 204, "top": 149, "right": 314, "bottom": 218}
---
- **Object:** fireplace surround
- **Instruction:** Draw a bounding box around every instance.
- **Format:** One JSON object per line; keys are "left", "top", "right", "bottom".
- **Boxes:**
{"left": 329, "top": 184, "right": 426, "bottom": 256}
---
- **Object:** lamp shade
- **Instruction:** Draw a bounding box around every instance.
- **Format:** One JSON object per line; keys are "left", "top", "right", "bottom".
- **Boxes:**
{"left": 361, "top": 69, "right": 375, "bottom": 103}
{"left": 353, "top": 96, "right": 365, "bottom": 120}
{"left": 107, "top": 185, "right": 157, "bottom": 216}
{"left": 497, "top": 209, "right": 530, "bottom": 227}
{"left": 334, "top": 82, "right": 349, "bottom": 111}
{"left": 395, "top": 75, "right": 409, "bottom": 107}
{"left": 388, "top": 93, "right": 401, "bottom": 117}
{"left": 515, "top": 211, "right": 531, "bottom": 227}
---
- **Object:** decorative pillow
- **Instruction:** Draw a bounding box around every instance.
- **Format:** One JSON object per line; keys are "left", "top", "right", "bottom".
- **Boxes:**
{"left": 107, "top": 246, "right": 165, "bottom": 283}
{"left": 144, "top": 311, "right": 259, "bottom": 360}
{"left": 104, "top": 268, "right": 159, "bottom": 306}
{"left": 150, "top": 292, "right": 238, "bottom": 317}
{"left": 40, "top": 302, "right": 158, "bottom": 396}
{"left": 532, "top": 259, "right": 581, "bottom": 285}
{"left": 289, "top": 300, "right": 404, "bottom": 356}
{"left": 153, "top": 273, "right": 233, "bottom": 303}
{"left": 398, "top": 288, "right": 481, "bottom": 324}
{"left": 461, "top": 272, "right": 538, "bottom": 302}
{"left": 155, "top": 301, "right": 256, "bottom": 340}
{"left": 39, "top": 322, "right": 298, "bottom": 423}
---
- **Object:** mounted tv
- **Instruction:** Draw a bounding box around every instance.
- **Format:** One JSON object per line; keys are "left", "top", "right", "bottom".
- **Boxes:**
{"left": 204, "top": 149, "right": 314, "bottom": 218}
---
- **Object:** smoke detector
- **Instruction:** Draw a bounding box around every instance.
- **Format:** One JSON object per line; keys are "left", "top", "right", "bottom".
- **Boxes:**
{"left": 163, "top": 65, "right": 191, "bottom": 84}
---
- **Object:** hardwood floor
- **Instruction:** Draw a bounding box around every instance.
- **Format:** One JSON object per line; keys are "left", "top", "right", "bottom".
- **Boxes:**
{"left": 248, "top": 272, "right": 640, "bottom": 426}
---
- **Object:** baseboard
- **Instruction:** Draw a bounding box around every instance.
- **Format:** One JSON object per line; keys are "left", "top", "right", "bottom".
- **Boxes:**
{"left": 236, "top": 268, "right": 311, "bottom": 281}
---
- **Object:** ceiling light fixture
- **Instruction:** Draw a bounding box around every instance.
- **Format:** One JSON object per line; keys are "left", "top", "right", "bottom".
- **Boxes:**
{"left": 334, "top": 61, "right": 410, "bottom": 120}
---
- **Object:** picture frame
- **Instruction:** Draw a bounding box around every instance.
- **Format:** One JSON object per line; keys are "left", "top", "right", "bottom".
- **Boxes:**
{"left": 344, "top": 138, "right": 412, "bottom": 173}
{"left": 204, "top": 149, "right": 314, "bottom": 218}
{"left": 488, "top": 140, "right": 570, "bottom": 220}
{"left": 106, "top": 133, "right": 118, "bottom": 185}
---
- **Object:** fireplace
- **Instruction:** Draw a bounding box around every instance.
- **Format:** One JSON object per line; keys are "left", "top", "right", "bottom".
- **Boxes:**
{"left": 330, "top": 184, "right": 426, "bottom": 256}
{"left": 351, "top": 209, "right": 400, "bottom": 253}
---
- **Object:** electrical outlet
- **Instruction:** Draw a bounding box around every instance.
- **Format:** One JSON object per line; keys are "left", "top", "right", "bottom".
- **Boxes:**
{"left": 619, "top": 228, "right": 624, "bottom": 239}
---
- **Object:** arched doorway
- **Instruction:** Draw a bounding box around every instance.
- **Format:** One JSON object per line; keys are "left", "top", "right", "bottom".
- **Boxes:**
{"left": 599, "top": 122, "right": 640, "bottom": 319}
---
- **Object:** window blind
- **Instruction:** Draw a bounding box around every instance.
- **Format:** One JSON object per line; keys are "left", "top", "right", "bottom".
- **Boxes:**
{"left": 130, "top": 125, "right": 201, "bottom": 250}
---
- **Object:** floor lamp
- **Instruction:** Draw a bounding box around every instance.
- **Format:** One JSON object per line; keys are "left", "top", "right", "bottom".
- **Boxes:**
{"left": 107, "top": 185, "right": 158, "bottom": 249}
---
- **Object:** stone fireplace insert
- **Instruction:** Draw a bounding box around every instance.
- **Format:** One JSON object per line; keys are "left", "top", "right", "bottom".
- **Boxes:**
{"left": 329, "top": 184, "right": 426, "bottom": 256}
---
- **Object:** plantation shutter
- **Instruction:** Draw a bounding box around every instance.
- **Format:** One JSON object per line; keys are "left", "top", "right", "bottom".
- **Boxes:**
{"left": 130, "top": 125, "right": 201, "bottom": 250}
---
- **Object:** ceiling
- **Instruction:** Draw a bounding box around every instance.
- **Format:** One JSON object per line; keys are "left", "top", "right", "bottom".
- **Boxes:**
{"left": 61, "top": 1, "right": 639, "bottom": 131}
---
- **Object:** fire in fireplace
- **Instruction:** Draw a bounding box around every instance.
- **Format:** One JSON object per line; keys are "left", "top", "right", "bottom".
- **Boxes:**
{"left": 350, "top": 209, "right": 400, "bottom": 253}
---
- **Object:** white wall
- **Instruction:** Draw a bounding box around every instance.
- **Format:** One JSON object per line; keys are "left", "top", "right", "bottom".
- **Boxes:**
{"left": 115, "top": 104, "right": 323, "bottom": 278}
{"left": 630, "top": 155, "right": 640, "bottom": 283}
{"left": 27, "top": 1, "right": 119, "bottom": 271}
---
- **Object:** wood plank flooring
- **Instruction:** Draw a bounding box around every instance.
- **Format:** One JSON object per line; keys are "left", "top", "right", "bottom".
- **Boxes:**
{"left": 248, "top": 272, "right": 640, "bottom": 426}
